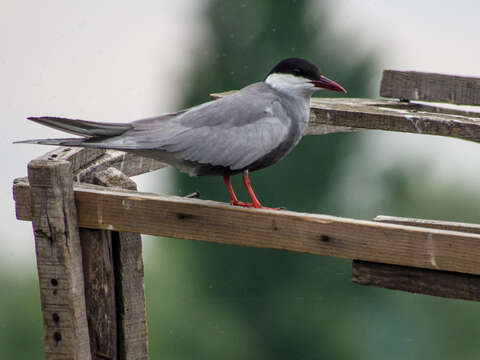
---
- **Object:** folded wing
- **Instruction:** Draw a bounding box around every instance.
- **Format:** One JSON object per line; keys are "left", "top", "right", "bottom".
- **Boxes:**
{"left": 118, "top": 87, "right": 292, "bottom": 170}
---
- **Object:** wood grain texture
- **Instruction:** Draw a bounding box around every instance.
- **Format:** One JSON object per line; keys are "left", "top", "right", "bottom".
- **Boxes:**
{"left": 75, "top": 150, "right": 167, "bottom": 183}
{"left": 15, "top": 182, "right": 480, "bottom": 275}
{"left": 113, "top": 231, "right": 149, "bottom": 360}
{"left": 93, "top": 167, "right": 137, "bottom": 191}
{"left": 352, "top": 216, "right": 480, "bottom": 301}
{"left": 77, "top": 167, "right": 149, "bottom": 360}
{"left": 352, "top": 260, "right": 480, "bottom": 302}
{"left": 80, "top": 228, "right": 117, "bottom": 360}
{"left": 80, "top": 168, "right": 132, "bottom": 360}
{"left": 374, "top": 215, "right": 480, "bottom": 235}
{"left": 13, "top": 177, "right": 30, "bottom": 221}
{"left": 380, "top": 70, "right": 480, "bottom": 105}
{"left": 93, "top": 168, "right": 149, "bottom": 360}
{"left": 28, "top": 159, "right": 91, "bottom": 360}
{"left": 211, "top": 93, "right": 480, "bottom": 142}
{"left": 17, "top": 146, "right": 166, "bottom": 183}
{"left": 16, "top": 183, "right": 480, "bottom": 275}
{"left": 42, "top": 147, "right": 106, "bottom": 173}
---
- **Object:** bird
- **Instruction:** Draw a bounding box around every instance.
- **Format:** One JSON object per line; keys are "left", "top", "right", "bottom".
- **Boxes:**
{"left": 17, "top": 58, "right": 346, "bottom": 209}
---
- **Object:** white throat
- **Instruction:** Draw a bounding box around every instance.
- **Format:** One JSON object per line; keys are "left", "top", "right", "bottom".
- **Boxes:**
{"left": 265, "top": 73, "right": 317, "bottom": 97}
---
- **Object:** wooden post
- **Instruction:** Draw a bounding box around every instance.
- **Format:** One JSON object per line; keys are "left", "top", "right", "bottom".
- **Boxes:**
{"left": 78, "top": 166, "right": 148, "bottom": 360}
{"left": 92, "top": 167, "right": 149, "bottom": 360}
{"left": 28, "top": 159, "right": 91, "bottom": 359}
{"left": 80, "top": 227, "right": 118, "bottom": 359}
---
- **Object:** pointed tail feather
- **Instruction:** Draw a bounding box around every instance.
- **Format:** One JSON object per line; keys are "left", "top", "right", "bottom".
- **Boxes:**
{"left": 27, "top": 116, "right": 132, "bottom": 137}
{"left": 14, "top": 137, "right": 104, "bottom": 147}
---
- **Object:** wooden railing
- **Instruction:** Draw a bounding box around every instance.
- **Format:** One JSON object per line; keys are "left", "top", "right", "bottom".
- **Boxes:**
{"left": 13, "top": 69, "right": 480, "bottom": 359}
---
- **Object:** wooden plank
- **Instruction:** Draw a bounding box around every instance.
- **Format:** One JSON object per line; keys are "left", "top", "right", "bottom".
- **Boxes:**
{"left": 374, "top": 215, "right": 480, "bottom": 235}
{"left": 380, "top": 70, "right": 480, "bottom": 106}
{"left": 75, "top": 150, "right": 167, "bottom": 182}
{"left": 80, "top": 228, "right": 117, "bottom": 360}
{"left": 79, "top": 166, "right": 149, "bottom": 360}
{"left": 42, "top": 147, "right": 105, "bottom": 173}
{"left": 352, "top": 260, "right": 480, "bottom": 302}
{"left": 14, "top": 183, "right": 480, "bottom": 275}
{"left": 211, "top": 93, "right": 480, "bottom": 142}
{"left": 28, "top": 159, "right": 91, "bottom": 360}
{"left": 13, "top": 178, "right": 146, "bottom": 222}
{"left": 93, "top": 168, "right": 149, "bottom": 360}
{"left": 352, "top": 216, "right": 480, "bottom": 301}
{"left": 113, "top": 231, "right": 149, "bottom": 360}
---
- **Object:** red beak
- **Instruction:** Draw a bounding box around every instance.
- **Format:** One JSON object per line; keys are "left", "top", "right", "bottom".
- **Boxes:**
{"left": 311, "top": 75, "right": 347, "bottom": 93}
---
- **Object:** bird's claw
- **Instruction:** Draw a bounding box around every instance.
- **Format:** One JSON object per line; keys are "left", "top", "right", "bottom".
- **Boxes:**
{"left": 229, "top": 200, "right": 280, "bottom": 210}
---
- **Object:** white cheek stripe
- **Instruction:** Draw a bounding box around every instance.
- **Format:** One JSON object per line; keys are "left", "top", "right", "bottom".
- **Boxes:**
{"left": 265, "top": 73, "right": 316, "bottom": 94}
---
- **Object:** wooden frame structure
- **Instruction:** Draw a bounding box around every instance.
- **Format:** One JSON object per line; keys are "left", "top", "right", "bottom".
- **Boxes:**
{"left": 13, "top": 70, "right": 480, "bottom": 359}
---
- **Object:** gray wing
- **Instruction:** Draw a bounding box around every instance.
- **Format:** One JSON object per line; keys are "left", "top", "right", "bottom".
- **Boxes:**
{"left": 108, "top": 84, "right": 291, "bottom": 170}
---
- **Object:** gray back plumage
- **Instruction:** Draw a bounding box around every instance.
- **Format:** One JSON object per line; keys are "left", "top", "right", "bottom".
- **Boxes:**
{"left": 102, "top": 82, "right": 305, "bottom": 172}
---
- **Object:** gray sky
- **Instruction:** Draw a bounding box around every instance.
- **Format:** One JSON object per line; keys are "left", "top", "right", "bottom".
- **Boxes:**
{"left": 2, "top": 1, "right": 480, "bottom": 274}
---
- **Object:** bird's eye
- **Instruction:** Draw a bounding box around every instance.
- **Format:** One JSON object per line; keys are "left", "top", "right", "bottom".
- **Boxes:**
{"left": 293, "top": 68, "right": 301, "bottom": 75}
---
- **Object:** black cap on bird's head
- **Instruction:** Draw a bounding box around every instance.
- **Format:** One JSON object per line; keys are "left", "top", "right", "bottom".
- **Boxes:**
{"left": 268, "top": 58, "right": 346, "bottom": 93}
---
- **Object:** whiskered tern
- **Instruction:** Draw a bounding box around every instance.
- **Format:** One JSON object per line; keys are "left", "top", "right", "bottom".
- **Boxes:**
{"left": 17, "top": 58, "right": 346, "bottom": 209}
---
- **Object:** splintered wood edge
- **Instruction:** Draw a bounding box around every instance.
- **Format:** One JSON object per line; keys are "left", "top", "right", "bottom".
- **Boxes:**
{"left": 380, "top": 70, "right": 480, "bottom": 106}
{"left": 36, "top": 147, "right": 106, "bottom": 173}
{"left": 76, "top": 150, "right": 167, "bottom": 182}
{"left": 12, "top": 182, "right": 480, "bottom": 276}
{"left": 352, "top": 215, "right": 480, "bottom": 301}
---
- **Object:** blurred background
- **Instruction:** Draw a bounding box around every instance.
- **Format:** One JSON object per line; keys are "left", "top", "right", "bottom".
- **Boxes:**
{"left": 2, "top": 0, "right": 480, "bottom": 359}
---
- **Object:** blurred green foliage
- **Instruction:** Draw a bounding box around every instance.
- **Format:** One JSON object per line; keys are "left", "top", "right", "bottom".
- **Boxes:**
{"left": 0, "top": 276, "right": 43, "bottom": 359}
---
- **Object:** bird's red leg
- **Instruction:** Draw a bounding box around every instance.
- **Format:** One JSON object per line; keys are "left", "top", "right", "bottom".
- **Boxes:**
{"left": 223, "top": 176, "right": 250, "bottom": 207}
{"left": 242, "top": 171, "right": 280, "bottom": 210}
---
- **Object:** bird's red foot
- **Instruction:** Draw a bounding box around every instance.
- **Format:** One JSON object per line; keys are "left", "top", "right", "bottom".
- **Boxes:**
{"left": 223, "top": 173, "right": 280, "bottom": 210}
{"left": 230, "top": 199, "right": 280, "bottom": 210}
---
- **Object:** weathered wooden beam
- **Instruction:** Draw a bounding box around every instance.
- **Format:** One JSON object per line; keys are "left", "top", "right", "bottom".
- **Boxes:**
{"left": 75, "top": 150, "right": 167, "bottom": 182}
{"left": 113, "top": 230, "right": 149, "bottom": 360}
{"left": 41, "top": 146, "right": 106, "bottom": 173}
{"left": 93, "top": 167, "right": 149, "bottom": 360}
{"left": 352, "top": 216, "right": 480, "bottom": 301}
{"left": 352, "top": 260, "right": 480, "bottom": 302}
{"left": 211, "top": 93, "right": 480, "bottom": 142}
{"left": 21, "top": 146, "right": 167, "bottom": 183}
{"left": 80, "top": 228, "right": 117, "bottom": 359}
{"left": 307, "top": 97, "right": 479, "bottom": 142}
{"left": 28, "top": 159, "right": 91, "bottom": 359}
{"left": 380, "top": 70, "right": 480, "bottom": 106}
{"left": 13, "top": 183, "right": 480, "bottom": 276}
{"left": 78, "top": 166, "right": 149, "bottom": 360}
